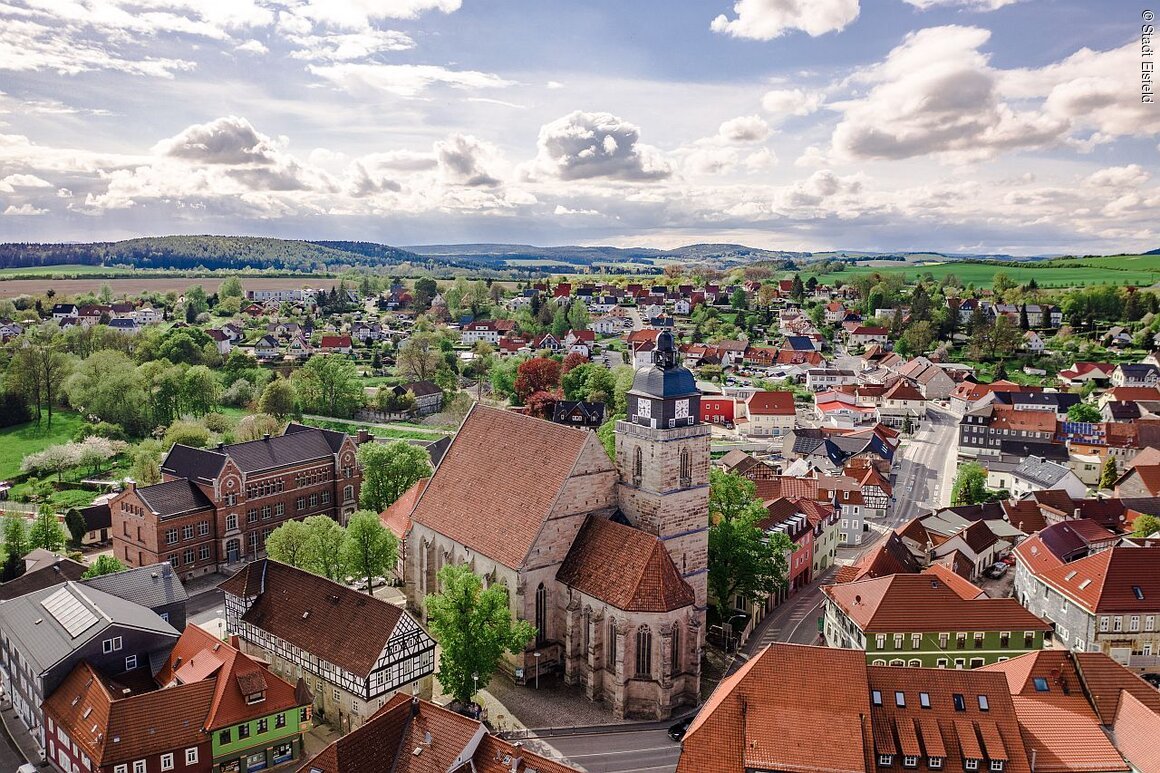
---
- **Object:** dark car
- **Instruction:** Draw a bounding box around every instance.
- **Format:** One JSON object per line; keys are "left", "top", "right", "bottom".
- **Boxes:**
{"left": 1142, "top": 673, "right": 1160, "bottom": 688}
{"left": 668, "top": 716, "right": 694, "bottom": 742}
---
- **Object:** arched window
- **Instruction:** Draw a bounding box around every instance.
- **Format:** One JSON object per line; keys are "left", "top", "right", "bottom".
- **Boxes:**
{"left": 343, "top": 485, "right": 354, "bottom": 503}
{"left": 582, "top": 610, "right": 591, "bottom": 654}
{"left": 679, "top": 448, "right": 691, "bottom": 488}
{"left": 225, "top": 514, "right": 238, "bottom": 531}
{"left": 633, "top": 447, "right": 643, "bottom": 486}
{"left": 671, "top": 625, "right": 681, "bottom": 679}
{"left": 635, "top": 626, "right": 653, "bottom": 676}
{"left": 535, "top": 583, "right": 547, "bottom": 644}
{"left": 608, "top": 619, "right": 618, "bottom": 667}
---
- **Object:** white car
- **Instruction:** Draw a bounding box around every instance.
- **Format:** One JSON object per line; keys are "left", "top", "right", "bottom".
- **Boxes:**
{"left": 18, "top": 764, "right": 40, "bottom": 773}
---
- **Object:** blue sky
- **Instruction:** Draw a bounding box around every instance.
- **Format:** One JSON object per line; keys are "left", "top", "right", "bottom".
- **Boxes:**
{"left": 0, "top": 0, "right": 1154, "bottom": 254}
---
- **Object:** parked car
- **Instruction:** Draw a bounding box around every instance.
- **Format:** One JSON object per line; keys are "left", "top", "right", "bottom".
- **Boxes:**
{"left": 668, "top": 715, "right": 694, "bottom": 742}
{"left": 985, "top": 562, "right": 1009, "bottom": 578}
{"left": 1001, "top": 554, "right": 1017, "bottom": 566}
{"left": 1141, "top": 673, "right": 1160, "bottom": 688}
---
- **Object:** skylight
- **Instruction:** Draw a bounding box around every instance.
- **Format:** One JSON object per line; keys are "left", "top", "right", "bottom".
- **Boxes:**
{"left": 1079, "top": 579, "right": 1092, "bottom": 590}
{"left": 40, "top": 587, "right": 99, "bottom": 638}
{"left": 1133, "top": 586, "right": 1145, "bottom": 601}
{"left": 1064, "top": 570, "right": 1078, "bottom": 581}
{"left": 1033, "top": 678, "right": 1050, "bottom": 692}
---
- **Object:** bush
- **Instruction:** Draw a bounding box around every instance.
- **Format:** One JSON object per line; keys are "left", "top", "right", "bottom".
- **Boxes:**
{"left": 221, "top": 379, "right": 257, "bottom": 407}
{"left": 202, "top": 412, "right": 230, "bottom": 433}
{"left": 163, "top": 420, "right": 210, "bottom": 449}
{"left": 73, "top": 421, "right": 126, "bottom": 441}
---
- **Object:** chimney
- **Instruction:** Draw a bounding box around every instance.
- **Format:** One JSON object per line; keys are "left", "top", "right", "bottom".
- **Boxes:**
{"left": 356, "top": 429, "right": 371, "bottom": 445}
{"left": 510, "top": 756, "right": 523, "bottom": 773}
{"left": 410, "top": 695, "right": 420, "bottom": 717}
{"left": 263, "top": 433, "right": 271, "bottom": 441}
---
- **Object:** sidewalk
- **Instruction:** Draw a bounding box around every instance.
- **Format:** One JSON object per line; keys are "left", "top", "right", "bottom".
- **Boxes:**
{"left": 1, "top": 696, "right": 45, "bottom": 768}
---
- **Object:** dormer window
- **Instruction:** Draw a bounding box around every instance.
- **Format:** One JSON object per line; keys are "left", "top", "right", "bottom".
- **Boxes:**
{"left": 929, "top": 758, "right": 944, "bottom": 770}
{"left": 965, "top": 759, "right": 979, "bottom": 771}
{"left": 245, "top": 691, "right": 265, "bottom": 705}
{"left": 990, "top": 762, "right": 1004, "bottom": 771}
{"left": 879, "top": 755, "right": 894, "bottom": 767}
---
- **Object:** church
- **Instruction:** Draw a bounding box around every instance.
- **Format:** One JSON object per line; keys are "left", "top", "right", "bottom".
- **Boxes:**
{"left": 404, "top": 331, "right": 709, "bottom": 719}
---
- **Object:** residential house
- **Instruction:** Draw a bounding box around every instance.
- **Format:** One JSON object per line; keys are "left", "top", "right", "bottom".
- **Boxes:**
{"left": 222, "top": 559, "right": 435, "bottom": 733}
{"left": 988, "top": 456, "right": 1088, "bottom": 499}
{"left": 393, "top": 380, "right": 443, "bottom": 416}
{"left": 206, "top": 328, "right": 232, "bottom": 355}
{"left": 676, "top": 642, "right": 1034, "bottom": 773}
{"left": 318, "top": 334, "right": 353, "bottom": 355}
{"left": 110, "top": 424, "right": 362, "bottom": 576}
{"left": 958, "top": 405, "right": 1057, "bottom": 459}
{"left": 0, "top": 553, "right": 86, "bottom": 602}
{"left": 254, "top": 334, "right": 281, "bottom": 360}
{"left": 744, "top": 390, "right": 796, "bottom": 437}
{"left": 51, "top": 303, "right": 78, "bottom": 321}
{"left": 1013, "top": 545, "right": 1160, "bottom": 669}
{"left": 459, "top": 320, "right": 503, "bottom": 345}
{"left": 1112, "top": 363, "right": 1160, "bottom": 388}
{"left": 823, "top": 573, "right": 1050, "bottom": 668}
{"left": 807, "top": 368, "right": 858, "bottom": 392}
{"left": 848, "top": 326, "right": 889, "bottom": 348}
{"left": 81, "top": 562, "right": 189, "bottom": 631}
{"left": 552, "top": 400, "right": 606, "bottom": 428}
{"left": 301, "top": 693, "right": 578, "bottom": 773}
{"left": 0, "top": 582, "right": 180, "bottom": 747}
{"left": 1023, "top": 330, "right": 1045, "bottom": 354}
{"left": 877, "top": 380, "right": 927, "bottom": 430}
{"left": 1058, "top": 362, "right": 1115, "bottom": 388}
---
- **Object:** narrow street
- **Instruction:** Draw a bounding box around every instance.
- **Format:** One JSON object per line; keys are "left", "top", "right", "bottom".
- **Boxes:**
{"left": 545, "top": 728, "right": 681, "bottom": 773}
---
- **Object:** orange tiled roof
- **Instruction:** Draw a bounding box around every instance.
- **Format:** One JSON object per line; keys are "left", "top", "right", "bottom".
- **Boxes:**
{"left": 922, "top": 564, "right": 985, "bottom": 600}
{"left": 557, "top": 516, "right": 695, "bottom": 612}
{"left": 1036, "top": 546, "right": 1160, "bottom": 613}
{"left": 747, "top": 390, "right": 795, "bottom": 416}
{"left": 678, "top": 644, "right": 872, "bottom": 773}
{"left": 823, "top": 573, "right": 1050, "bottom": 633}
{"left": 1112, "top": 691, "right": 1160, "bottom": 773}
{"left": 410, "top": 404, "right": 605, "bottom": 568}
{"left": 1075, "top": 651, "right": 1160, "bottom": 724}
{"left": 379, "top": 477, "right": 428, "bottom": 539}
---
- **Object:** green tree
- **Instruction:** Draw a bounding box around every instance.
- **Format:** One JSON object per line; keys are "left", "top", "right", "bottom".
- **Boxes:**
{"left": 257, "top": 377, "right": 296, "bottom": 419}
{"left": 292, "top": 354, "right": 362, "bottom": 418}
{"left": 1067, "top": 403, "right": 1102, "bottom": 423}
{"left": 65, "top": 508, "right": 89, "bottom": 548}
{"left": 562, "top": 363, "right": 617, "bottom": 403}
{"left": 29, "top": 507, "right": 67, "bottom": 552}
{"left": 730, "top": 287, "right": 749, "bottom": 310}
{"left": 65, "top": 350, "right": 151, "bottom": 435}
{"left": 1099, "top": 456, "right": 1119, "bottom": 489}
{"left": 3, "top": 513, "right": 30, "bottom": 559}
{"left": 218, "top": 276, "right": 244, "bottom": 299}
{"left": 182, "top": 365, "right": 221, "bottom": 416}
{"left": 413, "top": 277, "right": 438, "bottom": 311}
{"left": 357, "top": 440, "right": 432, "bottom": 512}
{"left": 164, "top": 419, "right": 211, "bottom": 449}
{"left": 396, "top": 333, "right": 442, "bottom": 382}
{"left": 82, "top": 554, "right": 126, "bottom": 579}
{"left": 707, "top": 469, "right": 790, "bottom": 625}
{"left": 596, "top": 414, "right": 624, "bottom": 460}
{"left": 264, "top": 520, "right": 313, "bottom": 569}
{"left": 302, "top": 515, "right": 349, "bottom": 581}
{"left": 566, "top": 300, "right": 589, "bottom": 331}
{"left": 992, "top": 272, "right": 1015, "bottom": 299}
{"left": 789, "top": 274, "right": 805, "bottom": 303}
{"left": 342, "top": 510, "right": 398, "bottom": 594}
{"left": 131, "top": 440, "right": 164, "bottom": 485}
{"left": 1131, "top": 514, "right": 1160, "bottom": 538}
{"left": 425, "top": 563, "right": 536, "bottom": 705}
{"left": 951, "top": 462, "right": 988, "bottom": 506}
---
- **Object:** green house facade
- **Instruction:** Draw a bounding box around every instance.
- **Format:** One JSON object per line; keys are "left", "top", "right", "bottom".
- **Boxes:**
{"left": 212, "top": 705, "right": 311, "bottom": 773}
{"left": 822, "top": 573, "right": 1052, "bottom": 668}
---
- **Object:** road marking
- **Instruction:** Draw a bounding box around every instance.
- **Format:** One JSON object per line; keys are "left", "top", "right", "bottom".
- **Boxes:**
{"left": 565, "top": 745, "right": 680, "bottom": 759}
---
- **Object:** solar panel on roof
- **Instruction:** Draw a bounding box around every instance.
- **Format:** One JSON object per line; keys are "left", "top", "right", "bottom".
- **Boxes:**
{"left": 41, "top": 586, "right": 99, "bottom": 637}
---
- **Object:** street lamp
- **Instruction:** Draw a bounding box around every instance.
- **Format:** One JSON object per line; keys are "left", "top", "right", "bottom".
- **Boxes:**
{"left": 533, "top": 652, "right": 541, "bottom": 689}
{"left": 472, "top": 673, "right": 478, "bottom": 698}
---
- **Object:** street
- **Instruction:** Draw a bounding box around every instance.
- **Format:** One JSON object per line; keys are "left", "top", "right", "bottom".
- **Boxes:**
{"left": 544, "top": 728, "right": 681, "bottom": 773}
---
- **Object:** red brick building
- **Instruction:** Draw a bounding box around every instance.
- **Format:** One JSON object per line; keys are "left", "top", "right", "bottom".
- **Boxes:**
{"left": 111, "top": 424, "right": 362, "bottom": 579}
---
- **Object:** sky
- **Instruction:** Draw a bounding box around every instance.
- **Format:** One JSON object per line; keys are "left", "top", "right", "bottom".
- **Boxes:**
{"left": 0, "top": 0, "right": 1155, "bottom": 255}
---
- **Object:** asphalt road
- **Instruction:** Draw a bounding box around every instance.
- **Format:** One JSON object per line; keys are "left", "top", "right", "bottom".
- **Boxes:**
{"left": 0, "top": 719, "right": 24, "bottom": 771}
{"left": 545, "top": 728, "right": 681, "bottom": 773}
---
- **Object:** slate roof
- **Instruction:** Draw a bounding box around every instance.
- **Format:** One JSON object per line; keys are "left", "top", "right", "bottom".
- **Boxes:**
{"left": 557, "top": 516, "right": 695, "bottom": 613}
{"left": 409, "top": 405, "right": 604, "bottom": 569}
{"left": 162, "top": 423, "right": 347, "bottom": 480}
{"left": 134, "top": 479, "right": 215, "bottom": 518}
{"left": 221, "top": 559, "right": 430, "bottom": 678}
{"left": 0, "top": 581, "right": 178, "bottom": 674}
{"left": 835, "top": 532, "right": 922, "bottom": 584}
{"left": 0, "top": 557, "right": 86, "bottom": 601}
{"left": 823, "top": 573, "right": 1050, "bottom": 633}
{"left": 1013, "top": 456, "right": 1076, "bottom": 488}
{"left": 399, "top": 380, "right": 442, "bottom": 398}
{"left": 82, "top": 563, "right": 189, "bottom": 611}
{"left": 79, "top": 501, "right": 112, "bottom": 531}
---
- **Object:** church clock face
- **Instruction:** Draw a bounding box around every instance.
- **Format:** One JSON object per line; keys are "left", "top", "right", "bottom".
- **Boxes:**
{"left": 675, "top": 399, "right": 689, "bottom": 420}
{"left": 637, "top": 398, "right": 651, "bottom": 419}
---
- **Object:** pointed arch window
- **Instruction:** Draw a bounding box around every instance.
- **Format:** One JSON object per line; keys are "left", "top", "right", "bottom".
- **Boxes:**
{"left": 535, "top": 583, "right": 547, "bottom": 644}
{"left": 608, "top": 619, "right": 618, "bottom": 667}
{"left": 633, "top": 447, "right": 643, "bottom": 486}
{"left": 671, "top": 625, "right": 682, "bottom": 679}
{"left": 679, "top": 448, "right": 692, "bottom": 488}
{"left": 635, "top": 626, "right": 653, "bottom": 676}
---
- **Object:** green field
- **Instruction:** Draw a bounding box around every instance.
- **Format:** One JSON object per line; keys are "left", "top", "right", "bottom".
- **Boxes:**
{"left": 810, "top": 254, "right": 1160, "bottom": 289}
{"left": 0, "top": 264, "right": 137, "bottom": 278}
{"left": 0, "top": 411, "right": 86, "bottom": 480}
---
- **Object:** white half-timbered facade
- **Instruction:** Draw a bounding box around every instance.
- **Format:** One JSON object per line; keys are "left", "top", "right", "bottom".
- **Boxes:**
{"left": 220, "top": 559, "right": 435, "bottom": 733}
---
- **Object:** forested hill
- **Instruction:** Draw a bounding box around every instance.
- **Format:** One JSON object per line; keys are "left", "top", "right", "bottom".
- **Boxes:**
{"left": 0, "top": 236, "right": 434, "bottom": 272}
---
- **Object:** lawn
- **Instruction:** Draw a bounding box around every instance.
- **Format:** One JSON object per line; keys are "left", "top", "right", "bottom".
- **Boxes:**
{"left": 0, "top": 411, "right": 86, "bottom": 480}
{"left": 807, "top": 255, "right": 1160, "bottom": 289}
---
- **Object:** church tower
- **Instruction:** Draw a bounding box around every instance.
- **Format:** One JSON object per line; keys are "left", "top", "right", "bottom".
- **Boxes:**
{"left": 615, "top": 330, "right": 710, "bottom": 609}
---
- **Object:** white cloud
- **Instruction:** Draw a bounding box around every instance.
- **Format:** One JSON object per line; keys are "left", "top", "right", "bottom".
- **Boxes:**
{"left": 0, "top": 173, "right": 53, "bottom": 192}
{"left": 1086, "top": 165, "right": 1150, "bottom": 188}
{"left": 286, "top": 29, "right": 414, "bottom": 62}
{"left": 3, "top": 204, "right": 48, "bottom": 216}
{"left": 526, "top": 111, "right": 672, "bottom": 182}
{"left": 435, "top": 134, "right": 501, "bottom": 187}
{"left": 287, "top": 0, "right": 462, "bottom": 29}
{"left": 711, "top": 0, "right": 859, "bottom": 40}
{"left": 830, "top": 26, "right": 1067, "bottom": 161}
{"left": 235, "top": 39, "right": 269, "bottom": 54}
{"left": 153, "top": 116, "right": 286, "bottom": 165}
{"left": 307, "top": 63, "right": 516, "bottom": 98}
{"left": 554, "top": 204, "right": 600, "bottom": 215}
{"left": 718, "top": 115, "right": 770, "bottom": 143}
{"left": 761, "top": 88, "right": 825, "bottom": 121}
